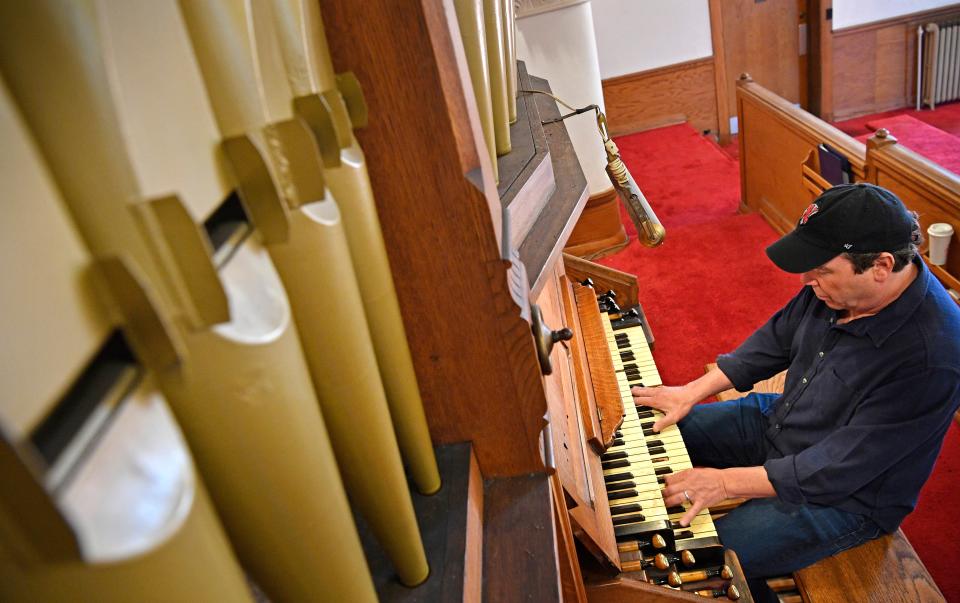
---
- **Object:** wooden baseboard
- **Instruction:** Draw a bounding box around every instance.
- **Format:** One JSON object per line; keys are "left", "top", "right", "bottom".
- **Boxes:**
{"left": 564, "top": 188, "right": 629, "bottom": 260}
{"left": 602, "top": 57, "right": 718, "bottom": 137}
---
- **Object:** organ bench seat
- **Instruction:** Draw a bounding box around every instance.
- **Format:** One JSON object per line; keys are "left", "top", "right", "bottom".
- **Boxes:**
{"left": 707, "top": 364, "right": 945, "bottom": 602}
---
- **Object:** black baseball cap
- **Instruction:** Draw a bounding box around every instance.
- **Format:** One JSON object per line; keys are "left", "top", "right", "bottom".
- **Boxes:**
{"left": 765, "top": 183, "right": 916, "bottom": 273}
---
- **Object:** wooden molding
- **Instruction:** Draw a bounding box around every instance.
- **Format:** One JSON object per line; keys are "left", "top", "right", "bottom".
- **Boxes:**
{"left": 708, "top": 0, "right": 731, "bottom": 144}
{"left": 601, "top": 57, "right": 718, "bottom": 137}
{"left": 832, "top": 3, "right": 960, "bottom": 36}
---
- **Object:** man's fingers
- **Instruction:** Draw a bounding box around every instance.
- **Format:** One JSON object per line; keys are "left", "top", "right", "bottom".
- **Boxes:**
{"left": 679, "top": 502, "right": 702, "bottom": 527}
{"left": 652, "top": 412, "right": 679, "bottom": 433}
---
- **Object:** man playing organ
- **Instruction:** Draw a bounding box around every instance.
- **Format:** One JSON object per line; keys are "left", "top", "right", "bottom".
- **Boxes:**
{"left": 632, "top": 183, "right": 960, "bottom": 603}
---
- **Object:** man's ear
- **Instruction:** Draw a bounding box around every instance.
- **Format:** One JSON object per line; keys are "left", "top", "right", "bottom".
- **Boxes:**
{"left": 872, "top": 253, "right": 895, "bottom": 281}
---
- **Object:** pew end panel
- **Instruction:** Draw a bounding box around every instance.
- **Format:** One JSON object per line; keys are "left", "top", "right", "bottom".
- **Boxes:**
{"left": 865, "top": 130, "right": 960, "bottom": 299}
{"left": 736, "top": 76, "right": 866, "bottom": 235}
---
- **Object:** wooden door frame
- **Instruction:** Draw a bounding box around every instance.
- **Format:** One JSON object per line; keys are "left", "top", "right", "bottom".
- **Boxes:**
{"left": 708, "top": 0, "right": 731, "bottom": 145}
{"left": 808, "top": 0, "right": 834, "bottom": 120}
{"left": 709, "top": 0, "right": 834, "bottom": 144}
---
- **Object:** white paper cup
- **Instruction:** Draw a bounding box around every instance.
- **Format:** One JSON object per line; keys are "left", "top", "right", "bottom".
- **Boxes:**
{"left": 927, "top": 222, "right": 955, "bottom": 265}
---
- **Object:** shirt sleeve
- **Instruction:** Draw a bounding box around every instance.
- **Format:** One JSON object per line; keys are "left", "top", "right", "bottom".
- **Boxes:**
{"left": 717, "top": 288, "right": 813, "bottom": 392}
{"left": 763, "top": 369, "right": 960, "bottom": 506}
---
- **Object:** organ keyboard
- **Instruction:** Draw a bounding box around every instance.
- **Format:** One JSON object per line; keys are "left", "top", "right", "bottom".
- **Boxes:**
{"left": 572, "top": 282, "right": 744, "bottom": 599}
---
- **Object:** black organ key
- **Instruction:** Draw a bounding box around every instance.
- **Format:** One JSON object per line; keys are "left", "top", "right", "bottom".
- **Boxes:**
{"left": 609, "top": 503, "right": 643, "bottom": 516}
{"left": 602, "top": 450, "right": 628, "bottom": 461}
{"left": 606, "top": 480, "right": 636, "bottom": 492}
{"left": 613, "top": 513, "right": 646, "bottom": 525}
{"left": 654, "top": 467, "right": 672, "bottom": 476}
{"left": 604, "top": 471, "right": 633, "bottom": 483}
{"left": 608, "top": 489, "right": 639, "bottom": 501}
{"left": 666, "top": 506, "right": 685, "bottom": 515}
{"left": 602, "top": 458, "right": 630, "bottom": 470}
{"left": 647, "top": 446, "right": 666, "bottom": 455}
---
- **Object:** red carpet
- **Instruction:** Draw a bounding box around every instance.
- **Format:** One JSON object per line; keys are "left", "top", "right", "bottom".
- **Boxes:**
{"left": 852, "top": 113, "right": 960, "bottom": 175}
{"left": 834, "top": 100, "right": 960, "bottom": 138}
{"left": 615, "top": 123, "right": 741, "bottom": 229}
{"left": 600, "top": 123, "right": 960, "bottom": 601}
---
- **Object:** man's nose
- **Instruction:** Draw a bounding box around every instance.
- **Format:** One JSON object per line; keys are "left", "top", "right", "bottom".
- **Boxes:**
{"left": 801, "top": 272, "right": 816, "bottom": 285}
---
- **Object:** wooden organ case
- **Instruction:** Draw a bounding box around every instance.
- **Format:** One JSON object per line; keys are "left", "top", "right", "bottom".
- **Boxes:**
{"left": 320, "top": 1, "right": 753, "bottom": 601}
{"left": 0, "top": 0, "right": 757, "bottom": 600}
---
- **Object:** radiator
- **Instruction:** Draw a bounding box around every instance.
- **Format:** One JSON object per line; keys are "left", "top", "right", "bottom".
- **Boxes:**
{"left": 920, "top": 21, "right": 960, "bottom": 109}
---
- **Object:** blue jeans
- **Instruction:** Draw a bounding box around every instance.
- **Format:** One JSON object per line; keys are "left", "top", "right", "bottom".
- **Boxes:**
{"left": 678, "top": 394, "right": 884, "bottom": 602}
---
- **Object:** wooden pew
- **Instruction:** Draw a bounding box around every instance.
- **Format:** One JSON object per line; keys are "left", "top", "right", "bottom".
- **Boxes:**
{"left": 705, "top": 364, "right": 945, "bottom": 602}
{"left": 735, "top": 74, "right": 866, "bottom": 234}
{"left": 865, "top": 129, "right": 960, "bottom": 299}
{"left": 737, "top": 77, "right": 960, "bottom": 305}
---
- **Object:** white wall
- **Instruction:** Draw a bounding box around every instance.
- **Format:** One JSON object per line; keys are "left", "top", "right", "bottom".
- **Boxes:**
{"left": 517, "top": 3, "right": 611, "bottom": 194}
{"left": 590, "top": 0, "right": 713, "bottom": 79}
{"left": 833, "top": 0, "right": 958, "bottom": 29}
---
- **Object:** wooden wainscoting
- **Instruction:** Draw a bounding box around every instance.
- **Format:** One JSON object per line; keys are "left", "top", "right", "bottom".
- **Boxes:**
{"left": 831, "top": 4, "right": 960, "bottom": 121}
{"left": 601, "top": 57, "right": 719, "bottom": 137}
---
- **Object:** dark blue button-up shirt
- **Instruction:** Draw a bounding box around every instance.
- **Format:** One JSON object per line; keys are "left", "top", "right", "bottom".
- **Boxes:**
{"left": 717, "top": 259, "right": 960, "bottom": 532}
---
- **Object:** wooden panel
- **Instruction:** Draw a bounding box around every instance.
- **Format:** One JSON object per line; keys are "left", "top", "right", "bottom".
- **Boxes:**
{"left": 793, "top": 529, "right": 943, "bottom": 602}
{"left": 551, "top": 472, "right": 588, "bottom": 603}
{"left": 563, "top": 253, "right": 640, "bottom": 309}
{"left": 719, "top": 0, "right": 800, "bottom": 122}
{"left": 565, "top": 187, "right": 629, "bottom": 261}
{"left": 320, "top": 0, "right": 549, "bottom": 477}
{"left": 832, "top": 24, "right": 912, "bottom": 120}
{"left": 539, "top": 263, "right": 620, "bottom": 569}
{"left": 866, "top": 132, "right": 960, "bottom": 291}
{"left": 572, "top": 283, "right": 623, "bottom": 449}
{"left": 737, "top": 78, "right": 866, "bottom": 235}
{"left": 483, "top": 473, "right": 561, "bottom": 602}
{"left": 601, "top": 58, "right": 719, "bottom": 137}
{"left": 831, "top": 6, "right": 960, "bottom": 121}
{"left": 538, "top": 264, "right": 592, "bottom": 507}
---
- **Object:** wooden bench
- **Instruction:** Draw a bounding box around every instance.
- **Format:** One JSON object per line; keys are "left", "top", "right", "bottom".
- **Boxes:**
{"left": 704, "top": 364, "right": 945, "bottom": 602}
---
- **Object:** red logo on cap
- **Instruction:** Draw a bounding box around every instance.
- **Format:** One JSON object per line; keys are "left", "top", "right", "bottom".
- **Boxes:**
{"left": 799, "top": 203, "right": 819, "bottom": 225}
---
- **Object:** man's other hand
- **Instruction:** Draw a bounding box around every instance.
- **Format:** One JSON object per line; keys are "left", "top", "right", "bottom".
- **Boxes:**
{"left": 631, "top": 385, "right": 695, "bottom": 432}
{"left": 662, "top": 468, "right": 728, "bottom": 527}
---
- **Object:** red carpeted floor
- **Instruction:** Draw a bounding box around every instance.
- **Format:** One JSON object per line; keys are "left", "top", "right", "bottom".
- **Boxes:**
{"left": 834, "top": 100, "right": 960, "bottom": 138}
{"left": 599, "top": 123, "right": 960, "bottom": 601}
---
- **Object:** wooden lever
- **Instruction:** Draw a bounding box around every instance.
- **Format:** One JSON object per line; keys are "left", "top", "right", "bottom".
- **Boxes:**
{"left": 692, "top": 583, "right": 740, "bottom": 600}
{"left": 616, "top": 533, "right": 666, "bottom": 553}
{"left": 654, "top": 550, "right": 696, "bottom": 569}
{"left": 678, "top": 564, "right": 734, "bottom": 584}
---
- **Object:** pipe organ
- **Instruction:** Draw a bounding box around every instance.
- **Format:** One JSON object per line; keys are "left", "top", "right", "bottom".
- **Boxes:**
{"left": 0, "top": 1, "right": 753, "bottom": 601}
